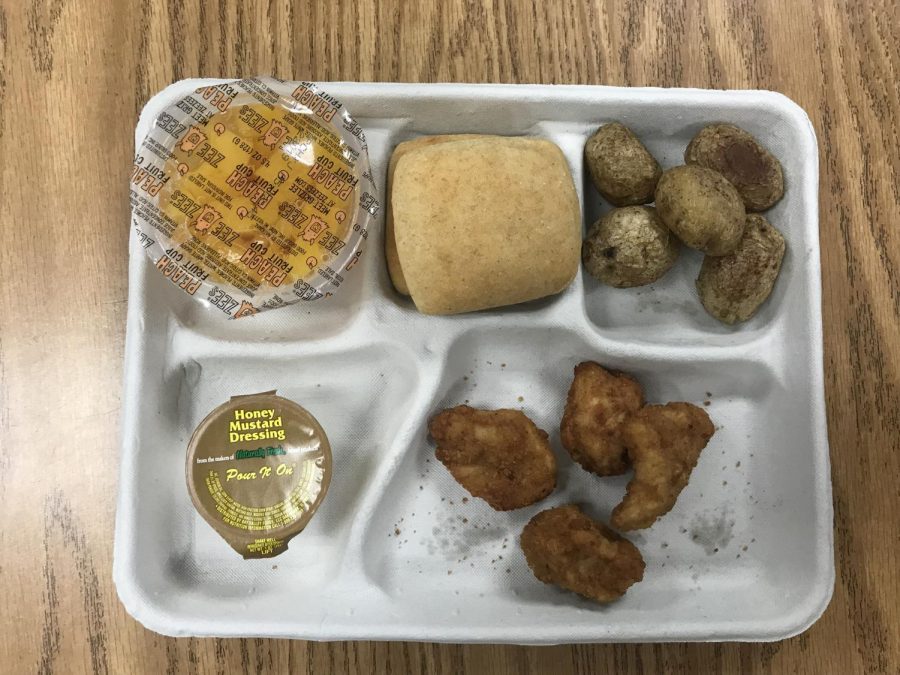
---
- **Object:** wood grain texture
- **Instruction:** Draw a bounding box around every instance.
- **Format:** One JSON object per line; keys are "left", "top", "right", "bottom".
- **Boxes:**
{"left": 0, "top": 0, "right": 897, "bottom": 672}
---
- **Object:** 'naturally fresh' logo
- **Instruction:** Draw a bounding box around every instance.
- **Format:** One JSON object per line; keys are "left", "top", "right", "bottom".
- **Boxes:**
{"left": 235, "top": 446, "right": 287, "bottom": 460}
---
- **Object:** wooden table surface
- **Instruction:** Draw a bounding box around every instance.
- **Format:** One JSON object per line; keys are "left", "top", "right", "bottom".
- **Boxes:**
{"left": 2, "top": 0, "right": 898, "bottom": 673}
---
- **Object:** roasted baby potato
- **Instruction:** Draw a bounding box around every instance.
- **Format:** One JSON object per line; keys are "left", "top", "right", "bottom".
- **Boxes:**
{"left": 696, "top": 214, "right": 786, "bottom": 324}
{"left": 584, "top": 123, "right": 661, "bottom": 206}
{"left": 655, "top": 165, "right": 746, "bottom": 256}
{"left": 582, "top": 206, "right": 679, "bottom": 288}
{"left": 685, "top": 123, "right": 784, "bottom": 211}
{"left": 521, "top": 504, "right": 645, "bottom": 603}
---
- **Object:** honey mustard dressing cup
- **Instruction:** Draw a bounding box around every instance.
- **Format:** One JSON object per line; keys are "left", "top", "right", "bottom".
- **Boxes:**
{"left": 186, "top": 392, "right": 332, "bottom": 558}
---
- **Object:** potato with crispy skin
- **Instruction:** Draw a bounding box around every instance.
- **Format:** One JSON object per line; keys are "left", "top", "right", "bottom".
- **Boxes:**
{"left": 582, "top": 206, "right": 680, "bottom": 288}
{"left": 521, "top": 504, "right": 645, "bottom": 603}
{"left": 585, "top": 123, "right": 662, "bottom": 206}
{"left": 655, "top": 165, "right": 746, "bottom": 256}
{"left": 696, "top": 214, "right": 786, "bottom": 324}
{"left": 685, "top": 123, "right": 784, "bottom": 212}
{"left": 611, "top": 403, "right": 715, "bottom": 531}
{"left": 560, "top": 362, "right": 644, "bottom": 476}
{"left": 429, "top": 406, "right": 556, "bottom": 511}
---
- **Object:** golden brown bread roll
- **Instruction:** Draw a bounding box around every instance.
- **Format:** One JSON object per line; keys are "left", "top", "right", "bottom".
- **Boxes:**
{"left": 385, "top": 135, "right": 483, "bottom": 295}
{"left": 391, "top": 136, "right": 581, "bottom": 315}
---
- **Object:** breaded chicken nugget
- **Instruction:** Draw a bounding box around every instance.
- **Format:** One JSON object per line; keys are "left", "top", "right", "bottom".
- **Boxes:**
{"left": 611, "top": 403, "right": 715, "bottom": 530}
{"left": 560, "top": 362, "right": 644, "bottom": 475}
{"left": 429, "top": 406, "right": 556, "bottom": 511}
{"left": 521, "top": 504, "right": 645, "bottom": 603}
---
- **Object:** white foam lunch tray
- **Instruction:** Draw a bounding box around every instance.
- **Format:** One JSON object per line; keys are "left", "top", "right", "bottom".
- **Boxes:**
{"left": 114, "top": 79, "right": 833, "bottom": 643}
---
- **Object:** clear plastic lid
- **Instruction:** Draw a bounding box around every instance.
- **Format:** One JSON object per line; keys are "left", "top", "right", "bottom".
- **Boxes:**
{"left": 130, "top": 77, "right": 379, "bottom": 318}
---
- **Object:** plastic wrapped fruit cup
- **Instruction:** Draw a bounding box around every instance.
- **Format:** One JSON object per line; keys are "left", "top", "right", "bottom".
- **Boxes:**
{"left": 130, "top": 76, "right": 379, "bottom": 319}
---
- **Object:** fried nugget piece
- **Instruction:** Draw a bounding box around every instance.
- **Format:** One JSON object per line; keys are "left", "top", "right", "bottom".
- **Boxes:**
{"left": 611, "top": 403, "right": 715, "bottom": 530}
{"left": 429, "top": 406, "right": 556, "bottom": 511}
{"left": 521, "top": 504, "right": 645, "bottom": 603}
{"left": 560, "top": 362, "right": 644, "bottom": 475}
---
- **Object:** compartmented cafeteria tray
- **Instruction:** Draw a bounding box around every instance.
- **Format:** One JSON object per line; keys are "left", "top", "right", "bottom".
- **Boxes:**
{"left": 114, "top": 80, "right": 832, "bottom": 642}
